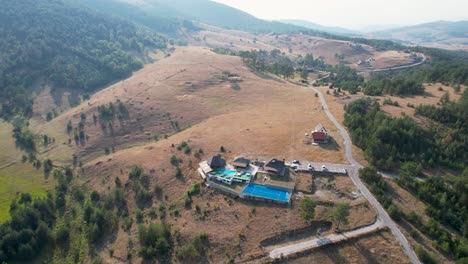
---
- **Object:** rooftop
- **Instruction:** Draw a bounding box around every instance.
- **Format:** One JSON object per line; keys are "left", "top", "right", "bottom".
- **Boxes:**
{"left": 207, "top": 156, "right": 226, "bottom": 168}
{"left": 264, "top": 158, "right": 286, "bottom": 174}
{"left": 232, "top": 157, "right": 250, "bottom": 168}
{"left": 315, "top": 123, "right": 327, "bottom": 132}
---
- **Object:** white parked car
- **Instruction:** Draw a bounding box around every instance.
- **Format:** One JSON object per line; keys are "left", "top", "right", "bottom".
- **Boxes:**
{"left": 321, "top": 165, "right": 328, "bottom": 171}
{"left": 307, "top": 164, "right": 314, "bottom": 170}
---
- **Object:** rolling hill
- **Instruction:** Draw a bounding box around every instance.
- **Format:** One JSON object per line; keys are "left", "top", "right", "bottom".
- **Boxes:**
{"left": 280, "top": 19, "right": 360, "bottom": 36}
{"left": 369, "top": 20, "right": 468, "bottom": 50}
{"left": 105, "top": 0, "right": 306, "bottom": 33}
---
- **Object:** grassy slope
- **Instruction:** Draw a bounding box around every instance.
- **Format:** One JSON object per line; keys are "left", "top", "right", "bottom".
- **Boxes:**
{"left": 0, "top": 122, "right": 49, "bottom": 223}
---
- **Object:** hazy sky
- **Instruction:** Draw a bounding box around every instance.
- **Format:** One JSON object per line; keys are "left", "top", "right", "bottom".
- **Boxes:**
{"left": 213, "top": 0, "right": 468, "bottom": 30}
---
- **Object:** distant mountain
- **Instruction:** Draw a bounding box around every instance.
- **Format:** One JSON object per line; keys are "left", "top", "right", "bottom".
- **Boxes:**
{"left": 279, "top": 19, "right": 360, "bottom": 36}
{"left": 111, "top": 0, "right": 306, "bottom": 33}
{"left": 369, "top": 20, "right": 468, "bottom": 47}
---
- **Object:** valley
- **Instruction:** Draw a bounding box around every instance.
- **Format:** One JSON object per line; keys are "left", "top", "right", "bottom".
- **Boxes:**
{"left": 0, "top": 1, "right": 467, "bottom": 264}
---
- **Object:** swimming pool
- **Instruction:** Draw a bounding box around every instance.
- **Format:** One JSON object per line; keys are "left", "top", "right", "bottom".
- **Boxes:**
{"left": 242, "top": 184, "right": 290, "bottom": 203}
{"left": 218, "top": 168, "right": 237, "bottom": 176}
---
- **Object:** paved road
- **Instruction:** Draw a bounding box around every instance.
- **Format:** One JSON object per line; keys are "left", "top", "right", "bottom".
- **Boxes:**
{"left": 309, "top": 86, "right": 421, "bottom": 264}
{"left": 358, "top": 53, "right": 426, "bottom": 73}
{"left": 270, "top": 219, "right": 384, "bottom": 258}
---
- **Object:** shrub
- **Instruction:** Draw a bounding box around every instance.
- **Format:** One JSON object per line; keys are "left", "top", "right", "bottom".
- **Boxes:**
{"left": 138, "top": 222, "right": 172, "bottom": 259}
{"left": 220, "top": 146, "right": 225, "bottom": 152}
{"left": 170, "top": 155, "right": 179, "bottom": 166}
{"left": 135, "top": 209, "right": 143, "bottom": 223}
{"left": 184, "top": 195, "right": 192, "bottom": 207}
{"left": 154, "top": 183, "right": 163, "bottom": 196}
{"left": 387, "top": 205, "right": 403, "bottom": 221}
{"left": 415, "top": 246, "right": 437, "bottom": 264}
{"left": 55, "top": 225, "right": 70, "bottom": 245}
{"left": 175, "top": 167, "right": 183, "bottom": 178}
{"left": 299, "top": 197, "right": 316, "bottom": 223}
{"left": 183, "top": 145, "right": 191, "bottom": 154}
{"left": 188, "top": 183, "right": 201, "bottom": 196}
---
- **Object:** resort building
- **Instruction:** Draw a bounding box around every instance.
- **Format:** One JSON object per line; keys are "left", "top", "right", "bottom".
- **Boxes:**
{"left": 263, "top": 158, "right": 287, "bottom": 176}
{"left": 207, "top": 156, "right": 226, "bottom": 169}
{"left": 208, "top": 168, "right": 252, "bottom": 185}
{"left": 231, "top": 157, "right": 250, "bottom": 169}
{"left": 199, "top": 156, "right": 292, "bottom": 204}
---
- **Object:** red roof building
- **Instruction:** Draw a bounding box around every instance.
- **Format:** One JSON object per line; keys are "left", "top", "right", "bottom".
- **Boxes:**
{"left": 312, "top": 132, "right": 327, "bottom": 143}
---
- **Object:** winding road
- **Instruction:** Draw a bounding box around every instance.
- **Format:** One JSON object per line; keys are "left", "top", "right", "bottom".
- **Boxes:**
{"left": 270, "top": 219, "right": 384, "bottom": 259}
{"left": 309, "top": 86, "right": 421, "bottom": 264}
{"left": 270, "top": 56, "right": 426, "bottom": 262}
{"left": 358, "top": 54, "right": 427, "bottom": 73}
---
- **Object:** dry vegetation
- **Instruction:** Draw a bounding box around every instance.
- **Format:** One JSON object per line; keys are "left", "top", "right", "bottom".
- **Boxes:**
{"left": 32, "top": 47, "right": 347, "bottom": 166}
{"left": 3, "top": 35, "right": 438, "bottom": 262}
{"left": 191, "top": 24, "right": 413, "bottom": 69}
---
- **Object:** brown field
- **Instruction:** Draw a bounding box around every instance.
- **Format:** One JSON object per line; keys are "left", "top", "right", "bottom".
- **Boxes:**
{"left": 370, "top": 50, "right": 415, "bottom": 69}
{"left": 190, "top": 25, "right": 413, "bottom": 69}
{"left": 375, "top": 83, "right": 465, "bottom": 119}
{"left": 62, "top": 47, "right": 387, "bottom": 263}
{"left": 19, "top": 38, "right": 431, "bottom": 262}
{"left": 32, "top": 47, "right": 348, "bottom": 166}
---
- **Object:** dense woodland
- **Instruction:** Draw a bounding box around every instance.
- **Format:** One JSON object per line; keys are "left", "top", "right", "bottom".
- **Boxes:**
{"left": 360, "top": 167, "right": 467, "bottom": 262}
{"left": 0, "top": 0, "right": 166, "bottom": 119}
{"left": 345, "top": 91, "right": 467, "bottom": 170}
{"left": 0, "top": 165, "right": 208, "bottom": 263}
{"left": 344, "top": 98, "right": 434, "bottom": 170}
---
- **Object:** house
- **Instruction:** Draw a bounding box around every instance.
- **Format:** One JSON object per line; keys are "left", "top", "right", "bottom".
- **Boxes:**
{"left": 312, "top": 131, "right": 328, "bottom": 143}
{"left": 207, "top": 156, "right": 226, "bottom": 169}
{"left": 306, "top": 65, "right": 314, "bottom": 72}
{"left": 312, "top": 123, "right": 329, "bottom": 143}
{"left": 232, "top": 157, "right": 250, "bottom": 169}
{"left": 314, "top": 123, "right": 328, "bottom": 135}
{"left": 264, "top": 158, "right": 286, "bottom": 176}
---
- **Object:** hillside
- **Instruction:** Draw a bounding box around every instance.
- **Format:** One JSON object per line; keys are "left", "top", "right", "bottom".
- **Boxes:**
{"left": 33, "top": 47, "right": 346, "bottom": 164}
{"left": 370, "top": 20, "right": 468, "bottom": 50}
{"left": 280, "top": 19, "right": 360, "bottom": 36}
{"left": 114, "top": 0, "right": 305, "bottom": 33}
{"left": 0, "top": 0, "right": 166, "bottom": 119}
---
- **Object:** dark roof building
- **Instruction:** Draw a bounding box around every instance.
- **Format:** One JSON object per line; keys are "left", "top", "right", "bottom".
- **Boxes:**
{"left": 207, "top": 156, "right": 226, "bottom": 169}
{"left": 264, "top": 158, "right": 286, "bottom": 176}
{"left": 232, "top": 157, "right": 250, "bottom": 168}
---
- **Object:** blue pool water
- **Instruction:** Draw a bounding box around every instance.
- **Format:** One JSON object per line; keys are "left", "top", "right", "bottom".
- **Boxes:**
{"left": 242, "top": 184, "right": 290, "bottom": 203}
{"left": 218, "top": 168, "right": 237, "bottom": 176}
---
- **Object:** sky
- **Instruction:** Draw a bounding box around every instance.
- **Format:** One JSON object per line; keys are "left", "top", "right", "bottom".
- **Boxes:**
{"left": 213, "top": 0, "right": 468, "bottom": 30}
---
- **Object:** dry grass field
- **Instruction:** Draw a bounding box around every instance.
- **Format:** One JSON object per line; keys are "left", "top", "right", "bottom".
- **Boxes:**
{"left": 370, "top": 50, "right": 415, "bottom": 69}
{"left": 5, "top": 38, "right": 438, "bottom": 261}
{"left": 49, "top": 47, "right": 388, "bottom": 263}
{"left": 32, "top": 47, "right": 347, "bottom": 166}
{"left": 190, "top": 25, "right": 414, "bottom": 69}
